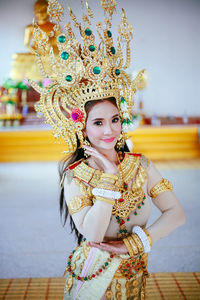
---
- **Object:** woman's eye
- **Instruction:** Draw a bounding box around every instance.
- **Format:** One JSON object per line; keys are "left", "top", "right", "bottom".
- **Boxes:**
{"left": 94, "top": 121, "right": 102, "bottom": 126}
{"left": 112, "top": 117, "right": 120, "bottom": 123}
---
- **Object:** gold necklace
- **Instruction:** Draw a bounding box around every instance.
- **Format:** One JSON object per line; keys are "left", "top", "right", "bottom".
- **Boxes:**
{"left": 112, "top": 152, "right": 146, "bottom": 238}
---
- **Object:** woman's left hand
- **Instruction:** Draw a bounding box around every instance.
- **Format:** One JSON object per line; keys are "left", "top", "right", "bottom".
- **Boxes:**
{"left": 88, "top": 240, "right": 128, "bottom": 254}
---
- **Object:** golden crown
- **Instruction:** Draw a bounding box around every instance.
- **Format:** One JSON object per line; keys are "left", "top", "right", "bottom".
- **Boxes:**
{"left": 28, "top": 0, "right": 145, "bottom": 154}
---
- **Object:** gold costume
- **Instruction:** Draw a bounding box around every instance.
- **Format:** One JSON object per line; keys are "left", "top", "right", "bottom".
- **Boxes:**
{"left": 27, "top": 1, "right": 175, "bottom": 299}
{"left": 63, "top": 153, "right": 150, "bottom": 299}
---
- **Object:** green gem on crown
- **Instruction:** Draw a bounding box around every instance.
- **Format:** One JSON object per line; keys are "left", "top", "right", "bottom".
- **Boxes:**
{"left": 85, "top": 28, "right": 92, "bottom": 36}
{"left": 65, "top": 75, "right": 72, "bottom": 82}
{"left": 115, "top": 69, "right": 121, "bottom": 76}
{"left": 121, "top": 97, "right": 126, "bottom": 103}
{"left": 122, "top": 119, "right": 127, "bottom": 125}
{"left": 107, "top": 30, "right": 112, "bottom": 37}
{"left": 89, "top": 45, "right": 95, "bottom": 52}
{"left": 58, "top": 35, "right": 66, "bottom": 43}
{"left": 111, "top": 47, "right": 116, "bottom": 54}
{"left": 93, "top": 66, "right": 101, "bottom": 75}
{"left": 127, "top": 119, "right": 131, "bottom": 124}
{"left": 61, "top": 52, "right": 69, "bottom": 60}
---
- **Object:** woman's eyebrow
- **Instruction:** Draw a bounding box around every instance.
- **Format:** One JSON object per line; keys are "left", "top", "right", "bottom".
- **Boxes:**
{"left": 92, "top": 113, "right": 119, "bottom": 121}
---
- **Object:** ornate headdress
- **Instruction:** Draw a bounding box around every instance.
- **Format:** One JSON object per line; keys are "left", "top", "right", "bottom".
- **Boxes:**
{"left": 29, "top": 0, "right": 145, "bottom": 154}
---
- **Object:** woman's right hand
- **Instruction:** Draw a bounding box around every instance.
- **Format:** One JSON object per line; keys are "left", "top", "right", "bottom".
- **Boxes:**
{"left": 87, "top": 241, "right": 128, "bottom": 255}
{"left": 82, "top": 145, "right": 118, "bottom": 175}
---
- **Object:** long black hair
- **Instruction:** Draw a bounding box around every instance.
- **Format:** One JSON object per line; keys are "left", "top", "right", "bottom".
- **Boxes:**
{"left": 58, "top": 98, "right": 130, "bottom": 244}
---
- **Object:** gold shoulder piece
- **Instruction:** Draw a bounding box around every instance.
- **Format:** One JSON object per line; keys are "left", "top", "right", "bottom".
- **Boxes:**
{"left": 72, "top": 162, "right": 96, "bottom": 184}
{"left": 150, "top": 178, "right": 173, "bottom": 199}
{"left": 68, "top": 195, "right": 93, "bottom": 215}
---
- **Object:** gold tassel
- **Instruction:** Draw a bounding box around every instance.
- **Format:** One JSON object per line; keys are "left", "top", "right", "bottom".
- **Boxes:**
{"left": 64, "top": 274, "right": 73, "bottom": 294}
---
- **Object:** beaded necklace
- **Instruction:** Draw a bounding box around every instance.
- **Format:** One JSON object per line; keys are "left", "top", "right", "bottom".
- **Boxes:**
{"left": 64, "top": 239, "right": 115, "bottom": 281}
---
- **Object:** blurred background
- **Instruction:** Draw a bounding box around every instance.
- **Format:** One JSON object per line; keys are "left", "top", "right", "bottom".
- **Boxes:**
{"left": 0, "top": 0, "right": 200, "bottom": 281}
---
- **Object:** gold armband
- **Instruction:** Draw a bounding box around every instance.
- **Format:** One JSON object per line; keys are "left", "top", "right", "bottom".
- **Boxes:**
{"left": 150, "top": 178, "right": 173, "bottom": 199}
{"left": 68, "top": 196, "right": 93, "bottom": 215}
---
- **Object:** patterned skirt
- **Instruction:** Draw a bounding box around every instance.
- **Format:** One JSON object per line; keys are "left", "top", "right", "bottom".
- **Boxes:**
{"left": 63, "top": 241, "right": 148, "bottom": 300}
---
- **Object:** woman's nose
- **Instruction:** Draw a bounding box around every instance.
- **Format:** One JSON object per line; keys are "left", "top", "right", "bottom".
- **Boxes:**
{"left": 104, "top": 122, "right": 113, "bottom": 134}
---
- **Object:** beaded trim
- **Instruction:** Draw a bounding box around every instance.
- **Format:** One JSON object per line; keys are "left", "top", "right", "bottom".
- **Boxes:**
{"left": 65, "top": 239, "right": 115, "bottom": 281}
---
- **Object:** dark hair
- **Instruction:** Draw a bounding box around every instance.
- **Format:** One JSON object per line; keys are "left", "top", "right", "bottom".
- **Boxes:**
{"left": 58, "top": 98, "right": 130, "bottom": 244}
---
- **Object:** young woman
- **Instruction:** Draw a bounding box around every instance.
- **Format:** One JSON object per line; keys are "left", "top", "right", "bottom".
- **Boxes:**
{"left": 28, "top": 1, "right": 185, "bottom": 298}
{"left": 60, "top": 97, "right": 186, "bottom": 299}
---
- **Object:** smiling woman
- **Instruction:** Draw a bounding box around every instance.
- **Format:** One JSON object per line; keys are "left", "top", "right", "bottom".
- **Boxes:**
{"left": 84, "top": 99, "right": 122, "bottom": 155}
{"left": 28, "top": 0, "right": 186, "bottom": 298}
{"left": 58, "top": 96, "right": 185, "bottom": 299}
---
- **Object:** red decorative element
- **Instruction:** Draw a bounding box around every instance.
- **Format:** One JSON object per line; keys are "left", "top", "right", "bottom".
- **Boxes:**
{"left": 119, "top": 198, "right": 124, "bottom": 202}
{"left": 120, "top": 220, "right": 125, "bottom": 225}
{"left": 69, "top": 255, "right": 72, "bottom": 259}
{"left": 68, "top": 268, "right": 72, "bottom": 272}
{"left": 126, "top": 264, "right": 130, "bottom": 267}
{"left": 71, "top": 108, "right": 84, "bottom": 123}
{"left": 110, "top": 254, "right": 114, "bottom": 258}
{"left": 128, "top": 153, "right": 141, "bottom": 157}
{"left": 92, "top": 274, "right": 95, "bottom": 278}
{"left": 99, "top": 269, "right": 102, "bottom": 272}
{"left": 67, "top": 159, "right": 83, "bottom": 170}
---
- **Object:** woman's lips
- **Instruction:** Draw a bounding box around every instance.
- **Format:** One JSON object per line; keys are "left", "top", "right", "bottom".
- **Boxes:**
{"left": 102, "top": 137, "right": 115, "bottom": 143}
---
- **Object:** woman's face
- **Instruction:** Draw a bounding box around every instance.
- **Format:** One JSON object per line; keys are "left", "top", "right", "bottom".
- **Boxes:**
{"left": 84, "top": 100, "right": 122, "bottom": 151}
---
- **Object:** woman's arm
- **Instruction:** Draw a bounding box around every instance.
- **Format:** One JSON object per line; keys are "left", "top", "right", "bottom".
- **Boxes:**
{"left": 146, "top": 161, "right": 186, "bottom": 243}
{"left": 64, "top": 178, "right": 113, "bottom": 243}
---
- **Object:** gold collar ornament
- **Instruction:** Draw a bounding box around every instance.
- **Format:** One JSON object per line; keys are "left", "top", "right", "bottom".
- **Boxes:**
{"left": 28, "top": 0, "right": 145, "bottom": 154}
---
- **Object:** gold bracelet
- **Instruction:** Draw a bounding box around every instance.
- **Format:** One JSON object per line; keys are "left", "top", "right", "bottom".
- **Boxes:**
{"left": 123, "top": 237, "right": 134, "bottom": 257}
{"left": 127, "top": 235, "right": 139, "bottom": 256}
{"left": 131, "top": 233, "right": 144, "bottom": 254}
{"left": 143, "top": 229, "right": 153, "bottom": 247}
{"left": 95, "top": 196, "right": 115, "bottom": 205}
{"left": 150, "top": 178, "right": 173, "bottom": 199}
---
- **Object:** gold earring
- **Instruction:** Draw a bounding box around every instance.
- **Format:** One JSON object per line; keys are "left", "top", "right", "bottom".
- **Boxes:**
{"left": 83, "top": 137, "right": 91, "bottom": 158}
{"left": 116, "top": 133, "right": 125, "bottom": 151}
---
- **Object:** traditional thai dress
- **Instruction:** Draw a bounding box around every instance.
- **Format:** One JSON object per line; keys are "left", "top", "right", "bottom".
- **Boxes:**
{"left": 62, "top": 152, "right": 163, "bottom": 300}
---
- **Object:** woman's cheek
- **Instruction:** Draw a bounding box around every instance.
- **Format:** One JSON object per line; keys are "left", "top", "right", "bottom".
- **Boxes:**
{"left": 88, "top": 126, "right": 102, "bottom": 140}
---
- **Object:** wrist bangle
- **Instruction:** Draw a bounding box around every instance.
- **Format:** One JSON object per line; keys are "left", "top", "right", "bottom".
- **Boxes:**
{"left": 143, "top": 228, "right": 153, "bottom": 247}
{"left": 127, "top": 235, "right": 139, "bottom": 256}
{"left": 92, "top": 188, "right": 121, "bottom": 199}
{"left": 95, "top": 196, "right": 115, "bottom": 205}
{"left": 131, "top": 234, "right": 144, "bottom": 254}
{"left": 132, "top": 226, "right": 151, "bottom": 253}
{"left": 123, "top": 237, "right": 134, "bottom": 257}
